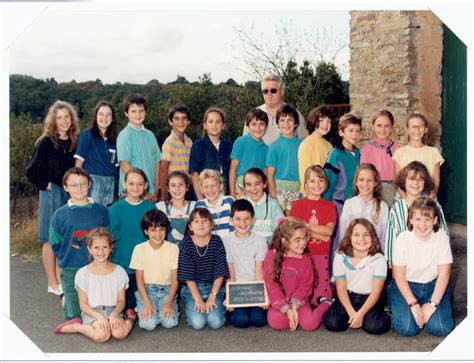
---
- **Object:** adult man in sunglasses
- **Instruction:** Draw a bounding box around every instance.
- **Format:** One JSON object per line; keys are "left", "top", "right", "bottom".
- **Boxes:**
{"left": 243, "top": 73, "right": 308, "bottom": 145}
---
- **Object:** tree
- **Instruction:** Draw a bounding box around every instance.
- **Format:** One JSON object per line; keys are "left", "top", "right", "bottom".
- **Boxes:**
{"left": 10, "top": 113, "right": 41, "bottom": 214}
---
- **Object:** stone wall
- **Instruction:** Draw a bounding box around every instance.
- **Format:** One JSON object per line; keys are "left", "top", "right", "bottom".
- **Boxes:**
{"left": 349, "top": 11, "right": 443, "bottom": 146}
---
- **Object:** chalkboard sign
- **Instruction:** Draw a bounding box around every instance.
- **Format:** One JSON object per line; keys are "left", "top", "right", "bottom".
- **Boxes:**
{"left": 226, "top": 281, "right": 268, "bottom": 308}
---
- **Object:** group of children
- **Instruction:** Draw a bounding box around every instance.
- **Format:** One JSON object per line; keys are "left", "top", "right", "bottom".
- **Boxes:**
{"left": 26, "top": 93, "right": 454, "bottom": 343}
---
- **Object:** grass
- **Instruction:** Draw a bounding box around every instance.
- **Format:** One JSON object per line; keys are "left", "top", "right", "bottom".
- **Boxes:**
{"left": 10, "top": 197, "right": 42, "bottom": 263}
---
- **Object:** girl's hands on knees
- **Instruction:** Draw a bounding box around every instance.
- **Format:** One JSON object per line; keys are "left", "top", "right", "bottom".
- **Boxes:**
{"left": 348, "top": 310, "right": 364, "bottom": 329}
{"left": 194, "top": 298, "right": 206, "bottom": 313}
{"left": 108, "top": 313, "right": 123, "bottom": 330}
{"left": 96, "top": 315, "right": 110, "bottom": 331}
{"left": 421, "top": 303, "right": 436, "bottom": 323}
{"left": 286, "top": 309, "right": 298, "bottom": 332}
{"left": 205, "top": 294, "right": 217, "bottom": 314}
{"left": 410, "top": 304, "right": 425, "bottom": 329}
{"left": 162, "top": 302, "right": 176, "bottom": 319}
{"left": 141, "top": 302, "right": 157, "bottom": 320}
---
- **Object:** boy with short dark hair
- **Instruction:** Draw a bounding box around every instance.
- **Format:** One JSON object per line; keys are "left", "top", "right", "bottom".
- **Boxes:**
{"left": 159, "top": 104, "right": 193, "bottom": 201}
{"left": 266, "top": 104, "right": 303, "bottom": 212}
{"left": 49, "top": 167, "right": 109, "bottom": 320}
{"left": 229, "top": 109, "right": 269, "bottom": 199}
{"left": 323, "top": 113, "right": 362, "bottom": 214}
{"left": 222, "top": 199, "right": 268, "bottom": 328}
{"left": 130, "top": 209, "right": 180, "bottom": 330}
{"left": 117, "top": 94, "right": 161, "bottom": 201}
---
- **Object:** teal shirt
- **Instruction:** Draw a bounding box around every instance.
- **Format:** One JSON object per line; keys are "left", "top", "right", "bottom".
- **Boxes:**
{"left": 109, "top": 199, "right": 156, "bottom": 274}
{"left": 117, "top": 123, "right": 161, "bottom": 195}
{"left": 266, "top": 135, "right": 302, "bottom": 181}
{"left": 245, "top": 193, "right": 284, "bottom": 241}
{"left": 231, "top": 133, "right": 269, "bottom": 176}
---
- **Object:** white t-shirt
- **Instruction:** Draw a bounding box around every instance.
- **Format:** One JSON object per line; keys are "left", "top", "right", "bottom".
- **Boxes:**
{"left": 333, "top": 252, "right": 387, "bottom": 295}
{"left": 392, "top": 230, "right": 452, "bottom": 283}
{"left": 75, "top": 264, "right": 129, "bottom": 308}
{"left": 222, "top": 231, "right": 268, "bottom": 281}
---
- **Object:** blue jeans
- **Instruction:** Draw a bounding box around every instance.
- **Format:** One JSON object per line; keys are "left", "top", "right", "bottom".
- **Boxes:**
{"left": 388, "top": 279, "right": 454, "bottom": 337}
{"left": 90, "top": 174, "right": 114, "bottom": 207}
{"left": 229, "top": 307, "right": 267, "bottom": 328}
{"left": 135, "top": 284, "right": 179, "bottom": 330}
{"left": 38, "top": 183, "right": 68, "bottom": 242}
{"left": 181, "top": 283, "right": 226, "bottom": 330}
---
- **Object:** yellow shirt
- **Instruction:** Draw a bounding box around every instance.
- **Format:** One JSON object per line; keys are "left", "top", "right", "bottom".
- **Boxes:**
{"left": 392, "top": 145, "right": 444, "bottom": 178}
{"left": 297, "top": 133, "right": 333, "bottom": 193}
{"left": 129, "top": 241, "right": 178, "bottom": 285}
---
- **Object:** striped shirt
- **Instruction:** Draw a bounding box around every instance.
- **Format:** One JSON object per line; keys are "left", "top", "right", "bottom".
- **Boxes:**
{"left": 177, "top": 235, "right": 230, "bottom": 283}
{"left": 384, "top": 198, "right": 448, "bottom": 262}
{"left": 161, "top": 130, "right": 193, "bottom": 173}
{"left": 195, "top": 195, "right": 234, "bottom": 237}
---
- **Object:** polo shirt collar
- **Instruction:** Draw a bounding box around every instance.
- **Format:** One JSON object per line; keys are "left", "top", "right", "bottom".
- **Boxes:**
{"left": 245, "top": 133, "right": 265, "bottom": 145}
{"left": 171, "top": 130, "right": 191, "bottom": 144}
{"left": 127, "top": 123, "right": 145, "bottom": 131}
{"left": 249, "top": 193, "right": 267, "bottom": 207}
{"left": 68, "top": 198, "right": 94, "bottom": 209}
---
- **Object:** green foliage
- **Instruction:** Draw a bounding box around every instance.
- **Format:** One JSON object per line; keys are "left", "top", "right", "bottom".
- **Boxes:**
{"left": 282, "top": 60, "right": 349, "bottom": 116}
{"left": 10, "top": 113, "right": 41, "bottom": 212}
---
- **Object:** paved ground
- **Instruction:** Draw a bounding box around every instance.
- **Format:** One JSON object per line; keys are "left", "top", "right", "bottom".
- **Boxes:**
{"left": 8, "top": 224, "right": 467, "bottom": 354}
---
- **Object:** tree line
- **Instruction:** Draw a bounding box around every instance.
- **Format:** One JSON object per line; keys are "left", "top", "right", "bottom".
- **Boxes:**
{"left": 10, "top": 60, "right": 349, "bottom": 208}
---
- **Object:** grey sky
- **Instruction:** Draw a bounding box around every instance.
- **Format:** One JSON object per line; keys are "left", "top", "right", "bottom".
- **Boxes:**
{"left": 5, "top": 3, "right": 350, "bottom": 84}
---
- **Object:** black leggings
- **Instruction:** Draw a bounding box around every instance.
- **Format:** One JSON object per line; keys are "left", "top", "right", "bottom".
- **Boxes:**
{"left": 323, "top": 291, "right": 391, "bottom": 335}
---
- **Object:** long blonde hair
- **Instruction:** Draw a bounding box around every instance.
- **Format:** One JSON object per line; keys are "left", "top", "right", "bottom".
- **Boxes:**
{"left": 353, "top": 163, "right": 382, "bottom": 224}
{"left": 36, "top": 100, "right": 80, "bottom": 151}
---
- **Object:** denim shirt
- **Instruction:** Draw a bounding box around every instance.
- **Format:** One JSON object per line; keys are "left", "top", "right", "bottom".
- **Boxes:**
{"left": 189, "top": 134, "right": 233, "bottom": 193}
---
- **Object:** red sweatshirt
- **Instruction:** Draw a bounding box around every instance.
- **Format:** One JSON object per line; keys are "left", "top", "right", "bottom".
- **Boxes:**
{"left": 263, "top": 249, "right": 314, "bottom": 313}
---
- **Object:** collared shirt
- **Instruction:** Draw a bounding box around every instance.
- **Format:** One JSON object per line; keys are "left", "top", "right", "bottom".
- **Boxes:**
{"left": 266, "top": 135, "right": 302, "bottom": 181}
{"left": 243, "top": 104, "right": 308, "bottom": 145}
{"left": 231, "top": 133, "right": 269, "bottom": 177}
{"left": 360, "top": 138, "right": 400, "bottom": 181}
{"left": 244, "top": 193, "right": 284, "bottom": 240}
{"left": 74, "top": 128, "right": 117, "bottom": 177}
{"left": 161, "top": 130, "right": 193, "bottom": 173}
{"left": 333, "top": 253, "right": 387, "bottom": 295}
{"left": 189, "top": 134, "right": 232, "bottom": 191}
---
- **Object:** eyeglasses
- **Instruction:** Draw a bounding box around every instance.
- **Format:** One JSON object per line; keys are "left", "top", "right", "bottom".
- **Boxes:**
{"left": 290, "top": 236, "right": 309, "bottom": 244}
{"left": 67, "top": 182, "right": 88, "bottom": 189}
{"left": 262, "top": 88, "right": 279, "bottom": 95}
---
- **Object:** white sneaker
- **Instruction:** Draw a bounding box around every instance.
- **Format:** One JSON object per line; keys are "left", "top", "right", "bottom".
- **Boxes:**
{"left": 48, "top": 284, "right": 63, "bottom": 296}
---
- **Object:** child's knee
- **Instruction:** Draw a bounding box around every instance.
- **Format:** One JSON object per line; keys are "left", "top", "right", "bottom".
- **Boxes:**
{"left": 207, "top": 312, "right": 226, "bottom": 329}
{"left": 138, "top": 317, "right": 159, "bottom": 331}
{"left": 363, "top": 313, "right": 391, "bottom": 335}
{"left": 111, "top": 327, "right": 128, "bottom": 340}
{"left": 392, "top": 317, "right": 419, "bottom": 337}
{"left": 93, "top": 330, "right": 111, "bottom": 343}
{"left": 187, "top": 314, "right": 207, "bottom": 330}
{"left": 161, "top": 316, "right": 179, "bottom": 329}
{"left": 424, "top": 317, "right": 454, "bottom": 337}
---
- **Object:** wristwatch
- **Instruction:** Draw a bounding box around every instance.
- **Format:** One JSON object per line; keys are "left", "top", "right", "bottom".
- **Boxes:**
{"left": 429, "top": 300, "right": 439, "bottom": 308}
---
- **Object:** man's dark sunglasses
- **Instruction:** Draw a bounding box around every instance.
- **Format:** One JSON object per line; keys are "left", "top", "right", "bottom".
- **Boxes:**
{"left": 262, "top": 88, "right": 279, "bottom": 95}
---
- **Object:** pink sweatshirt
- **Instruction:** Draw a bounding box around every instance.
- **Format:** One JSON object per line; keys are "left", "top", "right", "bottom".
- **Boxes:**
{"left": 263, "top": 249, "right": 314, "bottom": 313}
